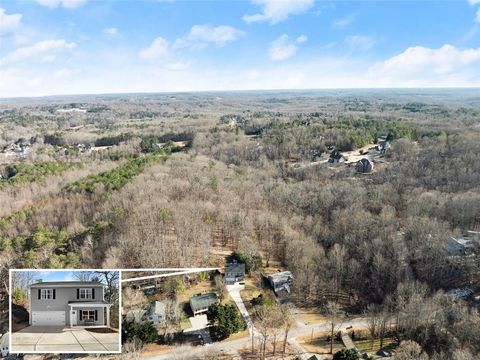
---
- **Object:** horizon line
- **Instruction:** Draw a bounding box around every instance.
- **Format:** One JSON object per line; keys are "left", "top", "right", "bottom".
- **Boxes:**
{"left": 2, "top": 86, "right": 480, "bottom": 101}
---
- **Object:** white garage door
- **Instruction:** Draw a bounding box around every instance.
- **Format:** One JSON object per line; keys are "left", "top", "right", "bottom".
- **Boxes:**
{"left": 32, "top": 311, "right": 65, "bottom": 326}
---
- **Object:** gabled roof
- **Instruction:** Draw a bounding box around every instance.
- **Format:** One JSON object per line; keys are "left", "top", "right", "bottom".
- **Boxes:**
{"left": 189, "top": 293, "right": 218, "bottom": 312}
{"left": 150, "top": 301, "right": 166, "bottom": 316}
{"left": 225, "top": 262, "right": 245, "bottom": 274}
{"left": 267, "top": 271, "right": 293, "bottom": 284}
{"left": 30, "top": 281, "right": 105, "bottom": 288}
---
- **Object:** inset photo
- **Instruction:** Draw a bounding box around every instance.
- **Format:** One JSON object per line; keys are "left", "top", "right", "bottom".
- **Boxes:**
{"left": 9, "top": 269, "right": 120, "bottom": 354}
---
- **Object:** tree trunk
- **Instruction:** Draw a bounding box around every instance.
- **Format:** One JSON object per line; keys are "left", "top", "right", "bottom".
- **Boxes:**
{"left": 330, "top": 323, "right": 334, "bottom": 354}
{"left": 283, "top": 326, "right": 289, "bottom": 355}
{"left": 251, "top": 329, "right": 255, "bottom": 354}
{"left": 273, "top": 334, "right": 277, "bottom": 355}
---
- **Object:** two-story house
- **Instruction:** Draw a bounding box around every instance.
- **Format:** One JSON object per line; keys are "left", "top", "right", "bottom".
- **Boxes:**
{"left": 28, "top": 281, "right": 112, "bottom": 327}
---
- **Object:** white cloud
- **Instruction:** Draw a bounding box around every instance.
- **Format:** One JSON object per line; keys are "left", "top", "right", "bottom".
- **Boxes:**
{"left": 54, "top": 67, "right": 73, "bottom": 78}
{"left": 0, "top": 8, "right": 22, "bottom": 34}
{"left": 333, "top": 14, "right": 355, "bottom": 29}
{"left": 345, "top": 35, "right": 374, "bottom": 51}
{"left": 243, "top": 0, "right": 314, "bottom": 24}
{"left": 296, "top": 34, "right": 308, "bottom": 43}
{"left": 175, "top": 25, "right": 245, "bottom": 49}
{"left": 1, "top": 39, "right": 76, "bottom": 65}
{"left": 104, "top": 27, "right": 118, "bottom": 35}
{"left": 163, "top": 61, "right": 190, "bottom": 71}
{"left": 269, "top": 34, "right": 298, "bottom": 61}
{"left": 468, "top": 0, "right": 480, "bottom": 5}
{"left": 139, "top": 37, "right": 169, "bottom": 60}
{"left": 245, "top": 69, "right": 261, "bottom": 80}
{"left": 36, "top": 0, "right": 86, "bottom": 8}
{"left": 367, "top": 44, "right": 480, "bottom": 86}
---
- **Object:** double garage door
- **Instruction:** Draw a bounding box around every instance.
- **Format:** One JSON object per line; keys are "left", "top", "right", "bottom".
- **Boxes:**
{"left": 32, "top": 311, "right": 66, "bottom": 326}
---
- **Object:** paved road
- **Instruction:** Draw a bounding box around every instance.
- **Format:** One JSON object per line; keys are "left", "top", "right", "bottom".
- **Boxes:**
{"left": 144, "top": 317, "right": 369, "bottom": 360}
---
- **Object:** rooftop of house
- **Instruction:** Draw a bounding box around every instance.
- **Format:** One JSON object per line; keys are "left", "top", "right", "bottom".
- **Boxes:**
{"left": 68, "top": 300, "right": 109, "bottom": 304}
{"left": 190, "top": 293, "right": 218, "bottom": 312}
{"left": 29, "top": 281, "right": 105, "bottom": 288}
{"left": 267, "top": 271, "right": 293, "bottom": 284}
{"left": 149, "top": 301, "right": 166, "bottom": 316}
{"left": 225, "top": 262, "right": 245, "bottom": 274}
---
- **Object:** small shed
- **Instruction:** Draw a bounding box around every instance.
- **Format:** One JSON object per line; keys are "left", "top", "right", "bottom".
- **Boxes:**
{"left": 189, "top": 293, "right": 219, "bottom": 316}
{"left": 356, "top": 158, "right": 374, "bottom": 173}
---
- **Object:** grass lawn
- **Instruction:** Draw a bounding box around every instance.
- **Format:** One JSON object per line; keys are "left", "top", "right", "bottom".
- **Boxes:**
{"left": 299, "top": 337, "right": 344, "bottom": 355}
{"left": 296, "top": 307, "right": 327, "bottom": 325}
{"left": 355, "top": 337, "right": 397, "bottom": 354}
{"left": 221, "top": 329, "right": 250, "bottom": 342}
{"left": 180, "top": 280, "right": 216, "bottom": 304}
{"left": 240, "top": 277, "right": 262, "bottom": 308}
{"left": 180, "top": 318, "right": 192, "bottom": 330}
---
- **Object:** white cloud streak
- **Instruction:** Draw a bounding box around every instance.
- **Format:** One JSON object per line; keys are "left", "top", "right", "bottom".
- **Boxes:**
{"left": 175, "top": 25, "right": 245, "bottom": 49}
{"left": 104, "top": 27, "right": 118, "bottom": 35}
{"left": 1, "top": 39, "right": 76, "bottom": 65}
{"left": 268, "top": 34, "right": 307, "bottom": 61}
{"left": 36, "top": 0, "right": 86, "bottom": 8}
{"left": 138, "top": 37, "right": 169, "bottom": 60}
{"left": 333, "top": 13, "right": 355, "bottom": 29}
{"left": 0, "top": 8, "right": 22, "bottom": 34}
{"left": 243, "top": 0, "right": 314, "bottom": 24}
{"left": 367, "top": 44, "right": 480, "bottom": 86}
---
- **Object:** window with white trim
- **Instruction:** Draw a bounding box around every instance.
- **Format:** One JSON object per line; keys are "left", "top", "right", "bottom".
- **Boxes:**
{"left": 40, "top": 289, "right": 53, "bottom": 299}
{"left": 82, "top": 310, "right": 95, "bottom": 320}
{"left": 79, "top": 288, "right": 93, "bottom": 299}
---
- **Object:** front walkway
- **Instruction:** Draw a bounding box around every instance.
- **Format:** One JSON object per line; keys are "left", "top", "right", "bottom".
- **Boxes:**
{"left": 340, "top": 331, "right": 357, "bottom": 350}
{"left": 11, "top": 326, "right": 119, "bottom": 353}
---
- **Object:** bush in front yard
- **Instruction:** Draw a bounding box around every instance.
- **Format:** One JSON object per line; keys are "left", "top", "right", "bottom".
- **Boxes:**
{"left": 122, "top": 320, "right": 158, "bottom": 344}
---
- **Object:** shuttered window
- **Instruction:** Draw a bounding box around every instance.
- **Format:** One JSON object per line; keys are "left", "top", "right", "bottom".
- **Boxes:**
{"left": 81, "top": 310, "right": 95, "bottom": 320}
{"left": 79, "top": 288, "right": 93, "bottom": 299}
{"left": 40, "top": 289, "right": 54, "bottom": 300}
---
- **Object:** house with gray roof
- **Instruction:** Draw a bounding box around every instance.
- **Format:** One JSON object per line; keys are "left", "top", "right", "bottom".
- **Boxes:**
{"left": 225, "top": 262, "right": 245, "bottom": 285}
{"left": 147, "top": 301, "right": 167, "bottom": 324}
{"left": 266, "top": 271, "right": 294, "bottom": 298}
{"left": 189, "top": 293, "right": 219, "bottom": 316}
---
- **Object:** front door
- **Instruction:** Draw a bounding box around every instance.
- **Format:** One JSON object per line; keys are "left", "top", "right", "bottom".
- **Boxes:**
{"left": 70, "top": 310, "right": 77, "bottom": 325}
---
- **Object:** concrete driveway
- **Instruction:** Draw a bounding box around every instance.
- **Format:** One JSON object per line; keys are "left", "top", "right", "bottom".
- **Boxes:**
{"left": 11, "top": 326, "right": 120, "bottom": 353}
{"left": 227, "top": 283, "right": 257, "bottom": 336}
{"left": 184, "top": 315, "right": 213, "bottom": 345}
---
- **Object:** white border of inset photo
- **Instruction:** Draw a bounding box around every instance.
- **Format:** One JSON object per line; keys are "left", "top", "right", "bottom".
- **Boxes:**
{"left": 9, "top": 268, "right": 122, "bottom": 355}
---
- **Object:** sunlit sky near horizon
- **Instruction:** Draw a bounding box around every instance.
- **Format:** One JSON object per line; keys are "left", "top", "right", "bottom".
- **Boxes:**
{"left": 1, "top": 0, "right": 480, "bottom": 97}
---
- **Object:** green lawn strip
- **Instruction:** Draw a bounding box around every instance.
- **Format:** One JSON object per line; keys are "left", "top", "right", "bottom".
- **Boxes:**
{"left": 354, "top": 337, "right": 397, "bottom": 354}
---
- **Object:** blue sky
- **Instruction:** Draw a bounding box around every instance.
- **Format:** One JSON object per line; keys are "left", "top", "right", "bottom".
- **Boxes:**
{"left": 1, "top": 0, "right": 480, "bottom": 97}
{"left": 28, "top": 270, "right": 81, "bottom": 282}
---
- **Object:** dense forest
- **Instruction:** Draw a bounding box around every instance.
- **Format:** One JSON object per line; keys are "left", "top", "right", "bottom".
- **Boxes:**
{"left": 0, "top": 90, "right": 479, "bottom": 358}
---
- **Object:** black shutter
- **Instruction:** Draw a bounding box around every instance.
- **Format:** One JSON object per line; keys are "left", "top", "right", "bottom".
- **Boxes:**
{"left": 79, "top": 311, "right": 83, "bottom": 320}
{"left": 92, "top": 288, "right": 95, "bottom": 299}
{"left": 77, "top": 289, "right": 79, "bottom": 299}
{"left": 94, "top": 310, "right": 98, "bottom": 321}
{"left": 38, "top": 289, "right": 41, "bottom": 299}
{"left": 53, "top": 289, "right": 56, "bottom": 300}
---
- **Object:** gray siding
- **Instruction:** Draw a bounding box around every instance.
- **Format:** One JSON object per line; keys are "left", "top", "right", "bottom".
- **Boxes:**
{"left": 76, "top": 307, "right": 105, "bottom": 326}
{"left": 30, "top": 286, "right": 104, "bottom": 325}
